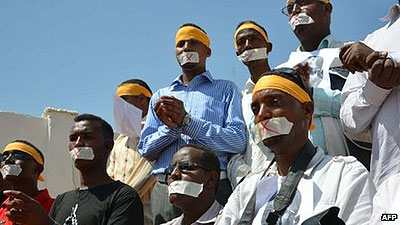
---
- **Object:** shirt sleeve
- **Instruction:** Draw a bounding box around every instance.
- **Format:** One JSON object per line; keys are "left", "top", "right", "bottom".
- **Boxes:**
{"left": 107, "top": 187, "right": 144, "bottom": 225}
{"left": 340, "top": 71, "right": 392, "bottom": 134}
{"left": 138, "top": 91, "right": 181, "bottom": 161}
{"left": 107, "top": 147, "right": 116, "bottom": 179}
{"left": 335, "top": 159, "right": 376, "bottom": 225}
{"left": 181, "top": 83, "right": 247, "bottom": 154}
{"left": 313, "top": 87, "right": 341, "bottom": 118}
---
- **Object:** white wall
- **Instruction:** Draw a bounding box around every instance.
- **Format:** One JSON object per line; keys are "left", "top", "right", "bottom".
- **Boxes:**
{"left": 0, "top": 107, "right": 80, "bottom": 198}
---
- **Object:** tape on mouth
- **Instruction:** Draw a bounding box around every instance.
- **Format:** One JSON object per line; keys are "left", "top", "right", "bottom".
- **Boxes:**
{"left": 70, "top": 147, "right": 95, "bottom": 161}
{"left": 177, "top": 52, "right": 200, "bottom": 66}
{"left": 168, "top": 180, "right": 203, "bottom": 198}
{"left": 289, "top": 12, "right": 315, "bottom": 31}
{"left": 237, "top": 48, "right": 268, "bottom": 63}
{"left": 1, "top": 164, "right": 22, "bottom": 178}
{"left": 251, "top": 117, "right": 293, "bottom": 145}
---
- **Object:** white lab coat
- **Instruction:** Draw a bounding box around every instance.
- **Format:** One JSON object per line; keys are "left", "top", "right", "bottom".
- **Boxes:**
{"left": 217, "top": 147, "right": 375, "bottom": 225}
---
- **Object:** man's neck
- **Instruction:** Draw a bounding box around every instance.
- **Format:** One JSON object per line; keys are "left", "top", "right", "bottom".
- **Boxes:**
{"left": 300, "top": 31, "right": 330, "bottom": 52}
{"left": 79, "top": 166, "right": 114, "bottom": 188}
{"left": 12, "top": 182, "right": 39, "bottom": 198}
{"left": 248, "top": 61, "right": 271, "bottom": 83}
{"left": 182, "top": 68, "right": 206, "bottom": 84}
{"left": 182, "top": 199, "right": 214, "bottom": 225}
{"left": 274, "top": 139, "right": 308, "bottom": 176}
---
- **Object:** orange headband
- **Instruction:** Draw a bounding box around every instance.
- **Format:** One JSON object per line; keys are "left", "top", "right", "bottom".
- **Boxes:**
{"left": 253, "top": 75, "right": 315, "bottom": 130}
{"left": 116, "top": 83, "right": 152, "bottom": 98}
{"left": 287, "top": 0, "right": 329, "bottom": 5}
{"left": 234, "top": 22, "right": 269, "bottom": 49}
{"left": 3, "top": 142, "right": 45, "bottom": 181}
{"left": 175, "top": 25, "right": 210, "bottom": 48}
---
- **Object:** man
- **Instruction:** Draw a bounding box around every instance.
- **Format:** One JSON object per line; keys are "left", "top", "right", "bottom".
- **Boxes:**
{"left": 339, "top": 1, "right": 400, "bottom": 187}
{"left": 217, "top": 69, "right": 375, "bottom": 225}
{"left": 139, "top": 23, "right": 246, "bottom": 224}
{"left": 3, "top": 114, "right": 143, "bottom": 225}
{"left": 228, "top": 21, "right": 274, "bottom": 187}
{"left": 278, "top": 0, "right": 371, "bottom": 167}
{"left": 0, "top": 140, "right": 54, "bottom": 225}
{"left": 162, "top": 144, "right": 222, "bottom": 225}
{"left": 108, "top": 79, "right": 155, "bottom": 225}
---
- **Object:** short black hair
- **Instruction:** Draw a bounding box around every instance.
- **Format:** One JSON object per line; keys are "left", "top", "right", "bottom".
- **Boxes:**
{"left": 9, "top": 140, "right": 44, "bottom": 164}
{"left": 179, "top": 144, "right": 220, "bottom": 176}
{"left": 180, "top": 23, "right": 207, "bottom": 34}
{"left": 236, "top": 20, "right": 268, "bottom": 38}
{"left": 120, "top": 79, "right": 152, "bottom": 96}
{"left": 74, "top": 114, "right": 114, "bottom": 142}
{"left": 260, "top": 68, "right": 313, "bottom": 100}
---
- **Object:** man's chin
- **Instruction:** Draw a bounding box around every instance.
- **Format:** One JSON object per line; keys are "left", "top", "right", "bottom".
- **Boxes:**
{"left": 262, "top": 135, "right": 284, "bottom": 148}
{"left": 181, "top": 63, "right": 198, "bottom": 69}
{"left": 169, "top": 193, "right": 193, "bottom": 207}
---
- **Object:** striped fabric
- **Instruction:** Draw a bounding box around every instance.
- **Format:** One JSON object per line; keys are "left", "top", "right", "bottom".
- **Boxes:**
{"left": 138, "top": 70, "right": 247, "bottom": 174}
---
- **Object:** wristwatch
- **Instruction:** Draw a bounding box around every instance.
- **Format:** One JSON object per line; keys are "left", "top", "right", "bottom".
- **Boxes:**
{"left": 181, "top": 113, "right": 192, "bottom": 127}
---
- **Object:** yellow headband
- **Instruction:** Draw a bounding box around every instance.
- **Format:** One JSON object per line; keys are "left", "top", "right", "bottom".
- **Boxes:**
{"left": 3, "top": 142, "right": 45, "bottom": 181}
{"left": 287, "top": 0, "right": 328, "bottom": 5}
{"left": 234, "top": 22, "right": 270, "bottom": 49}
{"left": 116, "top": 83, "right": 152, "bottom": 98}
{"left": 175, "top": 26, "right": 210, "bottom": 48}
{"left": 253, "top": 75, "right": 315, "bottom": 130}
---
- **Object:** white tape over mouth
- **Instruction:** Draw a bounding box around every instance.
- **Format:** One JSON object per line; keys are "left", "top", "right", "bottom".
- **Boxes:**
{"left": 177, "top": 52, "right": 200, "bottom": 66}
{"left": 289, "top": 12, "right": 315, "bottom": 31}
{"left": 70, "top": 147, "right": 95, "bottom": 161}
{"left": 251, "top": 117, "right": 294, "bottom": 145}
{"left": 168, "top": 180, "right": 204, "bottom": 198}
{"left": 237, "top": 48, "right": 268, "bottom": 63}
{"left": 1, "top": 164, "right": 22, "bottom": 178}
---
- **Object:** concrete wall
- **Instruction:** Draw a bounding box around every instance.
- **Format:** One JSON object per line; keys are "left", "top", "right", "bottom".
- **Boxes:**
{"left": 0, "top": 107, "right": 80, "bottom": 198}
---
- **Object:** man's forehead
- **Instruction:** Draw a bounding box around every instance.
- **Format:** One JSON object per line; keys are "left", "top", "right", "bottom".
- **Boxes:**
{"left": 70, "top": 120, "right": 99, "bottom": 133}
{"left": 237, "top": 28, "right": 263, "bottom": 40}
{"left": 173, "top": 147, "right": 202, "bottom": 163}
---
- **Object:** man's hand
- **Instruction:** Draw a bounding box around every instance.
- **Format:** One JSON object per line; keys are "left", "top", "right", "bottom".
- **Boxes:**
{"left": 154, "top": 96, "right": 186, "bottom": 129}
{"left": 339, "top": 42, "right": 375, "bottom": 73}
{"left": 3, "top": 190, "right": 55, "bottom": 225}
{"left": 367, "top": 53, "right": 400, "bottom": 89}
{"left": 293, "top": 62, "right": 313, "bottom": 94}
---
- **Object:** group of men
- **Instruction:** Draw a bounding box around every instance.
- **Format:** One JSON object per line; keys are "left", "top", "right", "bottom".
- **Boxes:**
{"left": 0, "top": 0, "right": 399, "bottom": 224}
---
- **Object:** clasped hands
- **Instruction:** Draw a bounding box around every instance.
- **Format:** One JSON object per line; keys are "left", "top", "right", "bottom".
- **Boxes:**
{"left": 340, "top": 42, "right": 400, "bottom": 89}
{"left": 154, "top": 96, "right": 186, "bottom": 129}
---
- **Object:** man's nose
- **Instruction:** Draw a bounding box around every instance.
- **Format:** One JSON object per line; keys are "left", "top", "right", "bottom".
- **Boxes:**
{"left": 170, "top": 166, "right": 182, "bottom": 181}
{"left": 257, "top": 105, "right": 273, "bottom": 123}
{"left": 183, "top": 41, "right": 192, "bottom": 52}
{"left": 74, "top": 136, "right": 83, "bottom": 147}
{"left": 291, "top": 3, "right": 302, "bottom": 16}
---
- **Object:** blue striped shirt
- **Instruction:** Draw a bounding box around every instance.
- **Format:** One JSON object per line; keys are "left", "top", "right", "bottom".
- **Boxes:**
{"left": 138, "top": 70, "right": 247, "bottom": 174}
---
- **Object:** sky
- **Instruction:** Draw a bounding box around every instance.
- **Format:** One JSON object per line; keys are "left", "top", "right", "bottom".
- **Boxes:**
{"left": 0, "top": 0, "right": 395, "bottom": 127}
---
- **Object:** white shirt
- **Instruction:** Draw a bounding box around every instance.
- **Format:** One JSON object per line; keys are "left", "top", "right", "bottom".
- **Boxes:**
{"left": 162, "top": 200, "right": 223, "bottom": 225}
{"left": 369, "top": 173, "right": 400, "bottom": 224}
{"left": 217, "top": 147, "right": 375, "bottom": 225}
{"left": 340, "top": 4, "right": 400, "bottom": 187}
{"left": 227, "top": 78, "right": 274, "bottom": 187}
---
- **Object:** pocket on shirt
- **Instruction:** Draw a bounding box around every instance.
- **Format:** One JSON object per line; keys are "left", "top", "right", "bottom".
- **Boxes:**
{"left": 198, "top": 99, "right": 226, "bottom": 124}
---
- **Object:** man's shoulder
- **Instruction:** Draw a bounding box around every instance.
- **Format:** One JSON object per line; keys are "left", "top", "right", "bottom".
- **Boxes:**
{"left": 317, "top": 154, "right": 369, "bottom": 178}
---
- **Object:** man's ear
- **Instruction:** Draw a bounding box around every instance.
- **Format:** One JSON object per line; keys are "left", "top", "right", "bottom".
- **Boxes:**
{"left": 266, "top": 42, "right": 273, "bottom": 54}
{"left": 324, "top": 2, "right": 333, "bottom": 15}
{"left": 206, "top": 171, "right": 218, "bottom": 189}
{"left": 207, "top": 47, "right": 212, "bottom": 57}
{"left": 303, "top": 101, "right": 314, "bottom": 128}
{"left": 105, "top": 139, "right": 114, "bottom": 155}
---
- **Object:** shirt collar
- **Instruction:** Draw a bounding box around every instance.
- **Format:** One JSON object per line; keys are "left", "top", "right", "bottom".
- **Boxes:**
{"left": 196, "top": 200, "right": 223, "bottom": 224}
{"left": 170, "top": 70, "right": 213, "bottom": 88}
{"left": 172, "top": 200, "right": 222, "bottom": 225}
{"left": 242, "top": 78, "right": 256, "bottom": 95}
{"left": 296, "top": 34, "right": 336, "bottom": 52}
{"left": 266, "top": 146, "right": 325, "bottom": 177}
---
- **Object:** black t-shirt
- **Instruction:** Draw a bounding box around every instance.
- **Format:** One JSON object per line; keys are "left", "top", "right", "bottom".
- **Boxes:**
{"left": 49, "top": 181, "right": 143, "bottom": 225}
